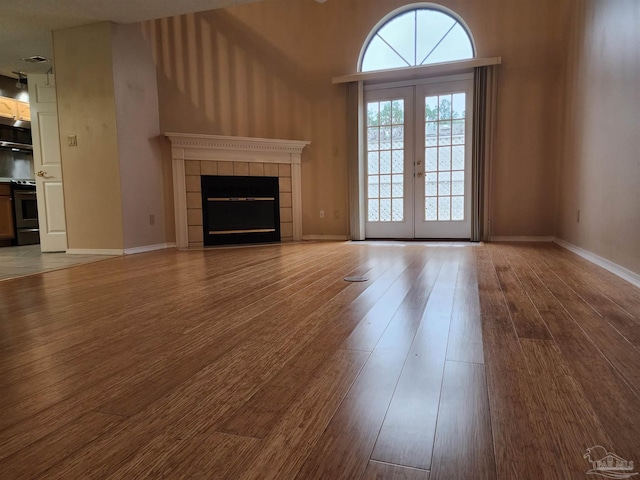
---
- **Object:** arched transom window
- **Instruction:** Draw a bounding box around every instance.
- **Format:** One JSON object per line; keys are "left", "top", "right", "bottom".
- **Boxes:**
{"left": 359, "top": 5, "right": 475, "bottom": 72}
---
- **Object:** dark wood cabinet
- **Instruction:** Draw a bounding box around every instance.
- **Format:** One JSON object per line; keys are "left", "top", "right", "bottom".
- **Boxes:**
{"left": 0, "top": 183, "right": 15, "bottom": 240}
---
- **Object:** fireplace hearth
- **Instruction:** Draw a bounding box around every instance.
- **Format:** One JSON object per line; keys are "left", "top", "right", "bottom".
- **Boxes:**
{"left": 201, "top": 175, "right": 280, "bottom": 246}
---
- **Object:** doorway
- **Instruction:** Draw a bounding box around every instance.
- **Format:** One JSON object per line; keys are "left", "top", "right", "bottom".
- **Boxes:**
{"left": 364, "top": 77, "right": 473, "bottom": 239}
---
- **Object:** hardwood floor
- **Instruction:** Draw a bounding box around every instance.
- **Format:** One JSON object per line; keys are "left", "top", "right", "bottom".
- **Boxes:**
{"left": 0, "top": 241, "right": 638, "bottom": 479}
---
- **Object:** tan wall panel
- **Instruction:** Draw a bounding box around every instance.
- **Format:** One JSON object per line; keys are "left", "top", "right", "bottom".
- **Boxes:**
{"left": 557, "top": 0, "right": 640, "bottom": 274}
{"left": 111, "top": 23, "right": 166, "bottom": 250}
{"left": 53, "top": 22, "right": 124, "bottom": 250}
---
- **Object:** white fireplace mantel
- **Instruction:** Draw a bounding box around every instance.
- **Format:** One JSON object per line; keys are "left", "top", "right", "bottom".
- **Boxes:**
{"left": 165, "top": 133, "right": 310, "bottom": 248}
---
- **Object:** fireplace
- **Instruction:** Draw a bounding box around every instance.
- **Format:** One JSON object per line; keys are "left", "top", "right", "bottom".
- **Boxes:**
{"left": 201, "top": 175, "right": 280, "bottom": 246}
{"left": 164, "top": 133, "right": 310, "bottom": 249}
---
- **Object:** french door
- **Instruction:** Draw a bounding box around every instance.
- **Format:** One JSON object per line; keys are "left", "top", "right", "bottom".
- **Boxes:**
{"left": 364, "top": 78, "right": 473, "bottom": 239}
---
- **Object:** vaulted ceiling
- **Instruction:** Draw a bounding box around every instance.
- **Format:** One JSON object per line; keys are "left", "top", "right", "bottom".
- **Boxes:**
{"left": 0, "top": 0, "right": 263, "bottom": 78}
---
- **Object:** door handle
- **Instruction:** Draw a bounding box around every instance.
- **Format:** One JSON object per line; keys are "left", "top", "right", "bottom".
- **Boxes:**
{"left": 416, "top": 172, "right": 424, "bottom": 178}
{"left": 36, "top": 170, "right": 47, "bottom": 177}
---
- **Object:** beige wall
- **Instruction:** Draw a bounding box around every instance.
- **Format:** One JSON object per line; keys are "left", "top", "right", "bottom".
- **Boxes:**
{"left": 557, "top": 0, "right": 640, "bottom": 274}
{"left": 111, "top": 23, "right": 166, "bottom": 250}
{"left": 54, "top": 22, "right": 124, "bottom": 250}
{"left": 54, "top": 22, "right": 166, "bottom": 251}
{"left": 147, "top": 0, "right": 570, "bottom": 238}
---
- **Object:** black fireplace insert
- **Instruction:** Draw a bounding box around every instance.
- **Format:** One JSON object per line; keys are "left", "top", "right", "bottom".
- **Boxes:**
{"left": 201, "top": 175, "right": 280, "bottom": 246}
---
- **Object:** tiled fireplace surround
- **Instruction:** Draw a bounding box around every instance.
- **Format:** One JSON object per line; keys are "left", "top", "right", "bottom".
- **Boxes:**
{"left": 165, "top": 133, "right": 310, "bottom": 249}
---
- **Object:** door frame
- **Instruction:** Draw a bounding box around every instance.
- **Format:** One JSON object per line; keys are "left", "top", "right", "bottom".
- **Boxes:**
{"left": 361, "top": 73, "right": 474, "bottom": 240}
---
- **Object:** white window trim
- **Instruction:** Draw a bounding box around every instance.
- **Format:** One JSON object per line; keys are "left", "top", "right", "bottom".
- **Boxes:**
{"left": 364, "top": 72, "right": 473, "bottom": 91}
{"left": 333, "top": 57, "right": 500, "bottom": 85}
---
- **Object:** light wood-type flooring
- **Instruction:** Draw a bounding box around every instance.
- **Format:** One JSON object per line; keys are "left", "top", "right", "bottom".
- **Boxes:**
{"left": 0, "top": 241, "right": 639, "bottom": 479}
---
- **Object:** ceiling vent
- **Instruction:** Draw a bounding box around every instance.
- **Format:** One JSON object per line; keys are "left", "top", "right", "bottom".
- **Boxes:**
{"left": 22, "top": 55, "right": 50, "bottom": 63}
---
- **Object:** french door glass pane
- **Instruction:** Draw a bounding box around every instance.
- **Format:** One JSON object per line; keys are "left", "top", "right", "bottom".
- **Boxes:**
{"left": 424, "top": 92, "right": 466, "bottom": 222}
{"left": 367, "top": 98, "right": 405, "bottom": 222}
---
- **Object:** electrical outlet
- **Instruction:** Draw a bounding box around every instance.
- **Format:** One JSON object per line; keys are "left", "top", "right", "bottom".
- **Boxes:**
{"left": 149, "top": 214, "right": 155, "bottom": 225}
{"left": 68, "top": 134, "right": 77, "bottom": 147}
{"left": 320, "top": 210, "right": 325, "bottom": 219}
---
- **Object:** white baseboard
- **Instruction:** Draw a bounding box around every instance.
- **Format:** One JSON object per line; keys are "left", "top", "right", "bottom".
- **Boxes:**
{"left": 553, "top": 238, "right": 640, "bottom": 289}
{"left": 66, "top": 249, "right": 124, "bottom": 256}
{"left": 302, "top": 235, "right": 350, "bottom": 241}
{"left": 490, "top": 236, "right": 555, "bottom": 242}
{"left": 124, "top": 243, "right": 176, "bottom": 255}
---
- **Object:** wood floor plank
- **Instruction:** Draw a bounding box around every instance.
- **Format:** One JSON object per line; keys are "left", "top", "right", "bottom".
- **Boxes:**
{"left": 508, "top": 243, "right": 640, "bottom": 395}
{"left": 396, "top": 251, "right": 444, "bottom": 312}
{"left": 0, "top": 329, "right": 161, "bottom": 393}
{"left": 361, "top": 461, "right": 430, "bottom": 480}
{"left": 179, "top": 247, "right": 362, "bottom": 335}
{"left": 0, "top": 245, "right": 339, "bottom": 353}
{"left": 475, "top": 246, "right": 569, "bottom": 480}
{"left": 545, "top": 243, "right": 640, "bottom": 316}
{"left": 293, "top": 309, "right": 423, "bottom": 480}
{"left": 487, "top": 244, "right": 552, "bottom": 339}
{"left": 93, "top": 340, "right": 234, "bottom": 417}
{"left": 370, "top": 260, "right": 458, "bottom": 469}
{"left": 236, "top": 349, "right": 369, "bottom": 480}
{"left": 429, "top": 361, "right": 495, "bottom": 480}
{"left": 293, "top": 249, "right": 432, "bottom": 356}
{"left": 106, "top": 431, "right": 260, "bottom": 479}
{"left": 445, "top": 248, "right": 484, "bottom": 364}
{"left": 519, "top": 338, "right": 613, "bottom": 476}
{"left": 0, "top": 412, "right": 122, "bottom": 480}
{"left": 535, "top": 244, "right": 640, "bottom": 347}
{"left": 474, "top": 247, "right": 511, "bottom": 319}
{"left": 342, "top": 252, "right": 433, "bottom": 352}
{"left": 0, "top": 329, "right": 160, "bottom": 388}
{"left": 505, "top": 244, "right": 640, "bottom": 462}
{"left": 217, "top": 346, "right": 334, "bottom": 438}
{"left": 35, "top": 339, "right": 294, "bottom": 479}
{"left": 0, "top": 337, "right": 228, "bottom": 461}
{"left": 344, "top": 250, "right": 421, "bottom": 312}
{"left": 0, "top": 332, "right": 193, "bottom": 430}
{"left": 43, "top": 300, "right": 369, "bottom": 480}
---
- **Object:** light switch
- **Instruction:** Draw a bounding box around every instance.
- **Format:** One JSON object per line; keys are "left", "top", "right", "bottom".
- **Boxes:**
{"left": 68, "top": 135, "right": 77, "bottom": 147}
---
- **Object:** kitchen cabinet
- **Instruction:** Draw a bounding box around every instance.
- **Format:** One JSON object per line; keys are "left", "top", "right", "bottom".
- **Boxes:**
{"left": 17, "top": 101, "right": 30, "bottom": 121}
{"left": 0, "top": 97, "right": 17, "bottom": 120}
{"left": 0, "top": 183, "right": 15, "bottom": 240}
{"left": 0, "top": 97, "right": 30, "bottom": 122}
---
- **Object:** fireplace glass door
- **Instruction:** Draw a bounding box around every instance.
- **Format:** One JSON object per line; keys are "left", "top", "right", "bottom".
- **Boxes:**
{"left": 201, "top": 175, "right": 280, "bottom": 246}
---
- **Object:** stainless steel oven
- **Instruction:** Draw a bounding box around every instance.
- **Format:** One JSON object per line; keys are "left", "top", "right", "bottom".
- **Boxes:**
{"left": 11, "top": 180, "right": 40, "bottom": 245}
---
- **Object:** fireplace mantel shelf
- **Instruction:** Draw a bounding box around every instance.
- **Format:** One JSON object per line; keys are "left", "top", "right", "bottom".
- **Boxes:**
{"left": 165, "top": 133, "right": 310, "bottom": 248}
{"left": 165, "top": 133, "right": 310, "bottom": 157}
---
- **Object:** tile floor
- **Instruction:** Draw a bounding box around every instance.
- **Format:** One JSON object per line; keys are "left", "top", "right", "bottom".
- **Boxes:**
{"left": 0, "top": 245, "right": 117, "bottom": 281}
